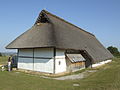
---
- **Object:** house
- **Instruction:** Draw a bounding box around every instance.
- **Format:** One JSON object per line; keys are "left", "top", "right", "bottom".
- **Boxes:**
{"left": 6, "top": 10, "right": 113, "bottom": 74}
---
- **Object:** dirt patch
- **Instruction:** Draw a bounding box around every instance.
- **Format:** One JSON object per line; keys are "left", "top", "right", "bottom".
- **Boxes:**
{"left": 53, "top": 70, "right": 97, "bottom": 80}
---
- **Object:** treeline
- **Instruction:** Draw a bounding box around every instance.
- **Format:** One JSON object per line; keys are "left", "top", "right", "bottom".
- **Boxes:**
{"left": 0, "top": 52, "right": 6, "bottom": 56}
{"left": 0, "top": 52, "right": 16, "bottom": 57}
{"left": 107, "top": 46, "right": 120, "bottom": 57}
{"left": 0, "top": 53, "right": 2, "bottom": 56}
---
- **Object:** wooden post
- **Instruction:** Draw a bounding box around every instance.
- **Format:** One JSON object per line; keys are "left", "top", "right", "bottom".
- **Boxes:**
{"left": 33, "top": 48, "right": 34, "bottom": 71}
{"left": 17, "top": 49, "right": 19, "bottom": 69}
{"left": 53, "top": 48, "right": 56, "bottom": 74}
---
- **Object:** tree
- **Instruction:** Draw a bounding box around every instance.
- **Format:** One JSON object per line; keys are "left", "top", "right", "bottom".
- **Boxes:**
{"left": 107, "top": 46, "right": 120, "bottom": 56}
{"left": 0, "top": 52, "right": 2, "bottom": 56}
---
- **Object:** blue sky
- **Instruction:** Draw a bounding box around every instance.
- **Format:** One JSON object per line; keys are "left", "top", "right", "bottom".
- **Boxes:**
{"left": 0, "top": 0, "right": 120, "bottom": 52}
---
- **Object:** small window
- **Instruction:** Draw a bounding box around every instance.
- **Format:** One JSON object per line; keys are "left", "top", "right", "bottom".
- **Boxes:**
{"left": 58, "top": 61, "right": 61, "bottom": 65}
{"left": 35, "top": 13, "right": 49, "bottom": 25}
{"left": 39, "top": 13, "right": 49, "bottom": 23}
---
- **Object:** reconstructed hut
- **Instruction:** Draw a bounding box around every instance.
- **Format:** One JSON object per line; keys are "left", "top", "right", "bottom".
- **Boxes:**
{"left": 6, "top": 10, "right": 113, "bottom": 74}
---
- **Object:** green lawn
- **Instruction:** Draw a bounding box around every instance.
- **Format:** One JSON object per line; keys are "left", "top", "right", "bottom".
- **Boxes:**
{"left": 0, "top": 57, "right": 120, "bottom": 90}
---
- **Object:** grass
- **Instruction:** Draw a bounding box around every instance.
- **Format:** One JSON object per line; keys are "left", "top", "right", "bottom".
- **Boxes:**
{"left": 0, "top": 56, "right": 8, "bottom": 65}
{"left": 0, "top": 57, "right": 120, "bottom": 90}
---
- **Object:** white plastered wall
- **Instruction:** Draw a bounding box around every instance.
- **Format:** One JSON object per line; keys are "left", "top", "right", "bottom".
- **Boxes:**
{"left": 34, "top": 48, "right": 53, "bottom": 73}
{"left": 55, "top": 49, "right": 67, "bottom": 73}
{"left": 18, "top": 49, "right": 33, "bottom": 70}
{"left": 18, "top": 48, "right": 54, "bottom": 73}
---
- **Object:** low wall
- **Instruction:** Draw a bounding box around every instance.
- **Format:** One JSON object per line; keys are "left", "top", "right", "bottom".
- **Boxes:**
{"left": 92, "top": 60, "right": 112, "bottom": 68}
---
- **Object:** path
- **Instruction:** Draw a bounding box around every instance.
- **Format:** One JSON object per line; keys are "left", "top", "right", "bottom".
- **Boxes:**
{"left": 54, "top": 70, "right": 97, "bottom": 80}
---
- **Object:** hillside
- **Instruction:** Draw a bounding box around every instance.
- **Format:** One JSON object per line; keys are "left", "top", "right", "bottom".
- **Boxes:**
{"left": 0, "top": 57, "right": 120, "bottom": 90}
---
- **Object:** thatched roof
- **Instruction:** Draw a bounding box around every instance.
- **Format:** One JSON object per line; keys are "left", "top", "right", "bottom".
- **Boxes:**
{"left": 6, "top": 10, "right": 113, "bottom": 62}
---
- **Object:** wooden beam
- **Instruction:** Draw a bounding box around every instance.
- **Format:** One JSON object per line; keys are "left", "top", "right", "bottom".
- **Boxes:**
{"left": 33, "top": 48, "right": 34, "bottom": 71}
{"left": 53, "top": 48, "right": 56, "bottom": 74}
{"left": 17, "top": 49, "right": 19, "bottom": 69}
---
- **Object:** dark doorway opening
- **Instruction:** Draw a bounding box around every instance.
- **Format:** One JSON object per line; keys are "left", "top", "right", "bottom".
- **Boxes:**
{"left": 79, "top": 50, "right": 93, "bottom": 68}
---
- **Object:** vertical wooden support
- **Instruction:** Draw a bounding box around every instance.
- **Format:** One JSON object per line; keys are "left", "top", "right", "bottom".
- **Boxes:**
{"left": 17, "top": 49, "right": 19, "bottom": 69}
{"left": 53, "top": 48, "right": 56, "bottom": 74}
{"left": 33, "top": 48, "right": 34, "bottom": 71}
{"left": 91, "top": 62, "right": 92, "bottom": 68}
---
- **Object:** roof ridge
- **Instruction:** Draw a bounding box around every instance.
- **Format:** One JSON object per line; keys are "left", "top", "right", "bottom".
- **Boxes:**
{"left": 41, "top": 10, "right": 95, "bottom": 37}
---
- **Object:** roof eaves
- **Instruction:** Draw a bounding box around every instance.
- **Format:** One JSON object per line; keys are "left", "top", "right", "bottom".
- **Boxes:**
{"left": 6, "top": 26, "right": 35, "bottom": 49}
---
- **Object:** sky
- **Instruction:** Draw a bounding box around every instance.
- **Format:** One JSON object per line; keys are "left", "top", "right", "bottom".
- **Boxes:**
{"left": 0, "top": 0, "right": 120, "bottom": 52}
